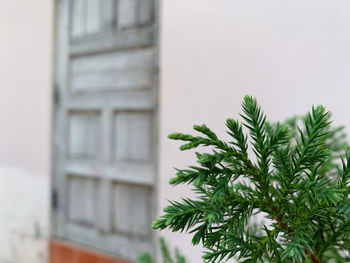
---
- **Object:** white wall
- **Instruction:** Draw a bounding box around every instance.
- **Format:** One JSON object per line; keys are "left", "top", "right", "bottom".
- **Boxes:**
{"left": 0, "top": 1, "right": 53, "bottom": 262}
{"left": 159, "top": 0, "right": 350, "bottom": 262}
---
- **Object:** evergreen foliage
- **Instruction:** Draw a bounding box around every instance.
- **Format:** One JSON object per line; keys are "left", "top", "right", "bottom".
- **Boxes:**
{"left": 152, "top": 96, "right": 350, "bottom": 262}
{"left": 137, "top": 237, "right": 187, "bottom": 263}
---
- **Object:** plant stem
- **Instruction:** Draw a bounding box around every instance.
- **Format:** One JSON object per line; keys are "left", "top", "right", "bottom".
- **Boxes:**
{"left": 305, "top": 248, "right": 322, "bottom": 263}
{"left": 265, "top": 194, "right": 322, "bottom": 262}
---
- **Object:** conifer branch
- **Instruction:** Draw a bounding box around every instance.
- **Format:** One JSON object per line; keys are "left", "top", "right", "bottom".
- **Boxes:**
{"left": 153, "top": 96, "right": 350, "bottom": 262}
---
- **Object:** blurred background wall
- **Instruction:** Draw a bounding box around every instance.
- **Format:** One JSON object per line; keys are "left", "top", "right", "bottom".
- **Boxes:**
{"left": 0, "top": 0, "right": 350, "bottom": 263}
{"left": 159, "top": 0, "right": 350, "bottom": 261}
{"left": 0, "top": 0, "right": 53, "bottom": 262}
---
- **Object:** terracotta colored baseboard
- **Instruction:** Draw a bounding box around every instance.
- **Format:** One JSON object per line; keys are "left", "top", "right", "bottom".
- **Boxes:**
{"left": 50, "top": 239, "right": 133, "bottom": 263}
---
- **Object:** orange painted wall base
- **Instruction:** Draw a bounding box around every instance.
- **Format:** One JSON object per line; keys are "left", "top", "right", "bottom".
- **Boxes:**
{"left": 50, "top": 239, "right": 133, "bottom": 263}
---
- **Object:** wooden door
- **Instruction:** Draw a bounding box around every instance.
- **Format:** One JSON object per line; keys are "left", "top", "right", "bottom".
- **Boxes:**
{"left": 52, "top": 0, "right": 158, "bottom": 260}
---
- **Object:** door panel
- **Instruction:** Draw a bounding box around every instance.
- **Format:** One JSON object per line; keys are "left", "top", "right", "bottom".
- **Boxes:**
{"left": 70, "top": 48, "right": 155, "bottom": 92}
{"left": 52, "top": 0, "right": 158, "bottom": 260}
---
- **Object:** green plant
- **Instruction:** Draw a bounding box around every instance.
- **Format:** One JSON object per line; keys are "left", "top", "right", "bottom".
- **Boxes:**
{"left": 137, "top": 237, "right": 186, "bottom": 263}
{"left": 152, "top": 96, "right": 350, "bottom": 262}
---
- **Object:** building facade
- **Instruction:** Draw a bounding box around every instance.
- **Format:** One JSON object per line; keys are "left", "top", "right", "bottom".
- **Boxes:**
{"left": 1, "top": 0, "right": 350, "bottom": 262}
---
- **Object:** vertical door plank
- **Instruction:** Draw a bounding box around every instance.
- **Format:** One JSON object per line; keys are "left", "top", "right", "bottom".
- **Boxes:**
{"left": 138, "top": 0, "right": 153, "bottom": 25}
{"left": 102, "top": 0, "right": 116, "bottom": 30}
{"left": 115, "top": 112, "right": 152, "bottom": 161}
{"left": 86, "top": 0, "right": 102, "bottom": 35}
{"left": 72, "top": 0, "right": 86, "bottom": 38}
{"left": 68, "top": 176, "right": 97, "bottom": 225}
{"left": 96, "top": 110, "right": 113, "bottom": 232}
{"left": 69, "top": 111, "right": 100, "bottom": 158}
{"left": 53, "top": 0, "right": 71, "bottom": 238}
{"left": 113, "top": 184, "right": 151, "bottom": 235}
{"left": 97, "top": 179, "right": 111, "bottom": 232}
{"left": 130, "top": 186, "right": 151, "bottom": 235}
{"left": 113, "top": 184, "right": 131, "bottom": 234}
{"left": 118, "top": 0, "right": 138, "bottom": 28}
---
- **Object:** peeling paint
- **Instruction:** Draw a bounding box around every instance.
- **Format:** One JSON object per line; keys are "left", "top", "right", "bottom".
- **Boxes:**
{"left": 0, "top": 166, "right": 49, "bottom": 263}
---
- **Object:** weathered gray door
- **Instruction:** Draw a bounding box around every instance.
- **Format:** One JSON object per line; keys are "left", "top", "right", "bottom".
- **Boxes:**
{"left": 52, "top": 0, "right": 158, "bottom": 260}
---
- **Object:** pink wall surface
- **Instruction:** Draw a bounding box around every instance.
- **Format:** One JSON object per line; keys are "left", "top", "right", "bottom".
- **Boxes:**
{"left": 0, "top": 0, "right": 53, "bottom": 175}
{"left": 0, "top": 1, "right": 53, "bottom": 262}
